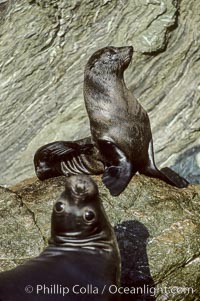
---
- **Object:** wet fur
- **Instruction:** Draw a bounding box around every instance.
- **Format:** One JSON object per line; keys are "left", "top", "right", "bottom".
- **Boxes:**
{"left": 83, "top": 46, "right": 188, "bottom": 195}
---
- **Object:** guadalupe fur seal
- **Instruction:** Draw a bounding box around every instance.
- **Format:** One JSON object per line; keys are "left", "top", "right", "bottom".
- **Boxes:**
{"left": 0, "top": 175, "right": 121, "bottom": 301}
{"left": 34, "top": 46, "right": 188, "bottom": 196}
{"left": 83, "top": 46, "right": 189, "bottom": 195}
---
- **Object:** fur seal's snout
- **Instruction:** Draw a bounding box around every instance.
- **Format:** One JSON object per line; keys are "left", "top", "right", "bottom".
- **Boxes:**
{"left": 119, "top": 45, "right": 134, "bottom": 69}
{"left": 122, "top": 45, "right": 133, "bottom": 57}
{"left": 84, "top": 45, "right": 134, "bottom": 76}
{"left": 115, "top": 45, "right": 133, "bottom": 57}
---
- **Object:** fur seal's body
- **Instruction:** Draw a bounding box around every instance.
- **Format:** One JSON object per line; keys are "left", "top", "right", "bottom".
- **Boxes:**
{"left": 0, "top": 175, "right": 120, "bottom": 301}
{"left": 34, "top": 137, "right": 104, "bottom": 180}
{"left": 33, "top": 46, "right": 188, "bottom": 196}
{"left": 83, "top": 46, "right": 189, "bottom": 195}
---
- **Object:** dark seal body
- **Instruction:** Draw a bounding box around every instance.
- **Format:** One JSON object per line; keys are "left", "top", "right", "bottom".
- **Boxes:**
{"left": 34, "top": 137, "right": 104, "bottom": 180}
{"left": 33, "top": 46, "right": 188, "bottom": 196}
{"left": 83, "top": 46, "right": 189, "bottom": 195}
{"left": 0, "top": 175, "right": 121, "bottom": 301}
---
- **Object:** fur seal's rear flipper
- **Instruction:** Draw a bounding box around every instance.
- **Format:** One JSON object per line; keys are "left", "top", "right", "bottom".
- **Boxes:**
{"left": 34, "top": 138, "right": 98, "bottom": 180}
{"left": 140, "top": 139, "right": 189, "bottom": 188}
{"left": 98, "top": 140, "right": 133, "bottom": 196}
{"left": 160, "top": 167, "right": 189, "bottom": 188}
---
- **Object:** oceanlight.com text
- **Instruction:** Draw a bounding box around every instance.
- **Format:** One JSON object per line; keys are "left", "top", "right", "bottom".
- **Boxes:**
{"left": 25, "top": 284, "right": 194, "bottom": 297}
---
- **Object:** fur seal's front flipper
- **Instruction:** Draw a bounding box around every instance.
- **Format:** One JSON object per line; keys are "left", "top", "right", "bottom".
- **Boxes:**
{"left": 98, "top": 140, "right": 133, "bottom": 196}
{"left": 34, "top": 138, "right": 94, "bottom": 180}
{"left": 140, "top": 139, "right": 189, "bottom": 188}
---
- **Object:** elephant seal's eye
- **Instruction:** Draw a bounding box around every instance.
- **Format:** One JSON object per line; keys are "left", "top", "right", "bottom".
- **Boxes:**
{"left": 83, "top": 209, "right": 96, "bottom": 223}
{"left": 54, "top": 202, "right": 65, "bottom": 213}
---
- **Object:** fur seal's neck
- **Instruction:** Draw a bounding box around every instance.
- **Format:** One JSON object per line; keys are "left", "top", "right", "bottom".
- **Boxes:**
{"left": 84, "top": 71, "right": 127, "bottom": 98}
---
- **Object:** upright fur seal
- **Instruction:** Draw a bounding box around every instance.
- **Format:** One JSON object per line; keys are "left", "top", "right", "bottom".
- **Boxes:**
{"left": 0, "top": 175, "right": 121, "bottom": 301}
{"left": 82, "top": 46, "right": 189, "bottom": 195}
{"left": 34, "top": 46, "right": 188, "bottom": 196}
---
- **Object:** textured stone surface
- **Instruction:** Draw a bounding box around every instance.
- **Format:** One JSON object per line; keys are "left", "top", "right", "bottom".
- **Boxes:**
{"left": 0, "top": 186, "right": 45, "bottom": 271}
{"left": 0, "top": 175, "right": 199, "bottom": 300}
{"left": 0, "top": 0, "right": 199, "bottom": 186}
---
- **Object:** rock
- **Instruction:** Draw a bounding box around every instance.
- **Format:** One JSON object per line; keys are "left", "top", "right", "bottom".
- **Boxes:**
{"left": 0, "top": 186, "right": 45, "bottom": 271}
{"left": 0, "top": 0, "right": 199, "bottom": 186}
{"left": 0, "top": 175, "right": 199, "bottom": 301}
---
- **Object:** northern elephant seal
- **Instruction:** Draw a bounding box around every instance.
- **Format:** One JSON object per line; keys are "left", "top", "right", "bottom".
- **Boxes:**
{"left": 0, "top": 175, "right": 121, "bottom": 300}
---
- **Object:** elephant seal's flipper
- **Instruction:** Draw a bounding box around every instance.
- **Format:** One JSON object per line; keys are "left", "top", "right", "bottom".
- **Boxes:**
{"left": 34, "top": 138, "right": 94, "bottom": 180}
{"left": 98, "top": 140, "right": 133, "bottom": 196}
{"left": 160, "top": 167, "right": 189, "bottom": 188}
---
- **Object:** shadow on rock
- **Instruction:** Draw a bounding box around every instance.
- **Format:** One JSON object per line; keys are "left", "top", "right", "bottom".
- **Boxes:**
{"left": 115, "top": 220, "right": 156, "bottom": 301}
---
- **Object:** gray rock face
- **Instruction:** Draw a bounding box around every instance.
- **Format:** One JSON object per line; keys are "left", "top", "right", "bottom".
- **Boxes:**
{"left": 173, "top": 146, "right": 200, "bottom": 184}
{"left": 0, "top": 175, "right": 199, "bottom": 301}
{"left": 0, "top": 0, "right": 199, "bottom": 186}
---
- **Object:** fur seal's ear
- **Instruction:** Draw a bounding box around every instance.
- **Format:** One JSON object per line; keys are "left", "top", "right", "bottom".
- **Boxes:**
{"left": 98, "top": 140, "right": 133, "bottom": 196}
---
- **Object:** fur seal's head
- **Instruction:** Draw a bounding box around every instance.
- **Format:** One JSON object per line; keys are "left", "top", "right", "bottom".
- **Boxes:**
{"left": 85, "top": 46, "right": 133, "bottom": 77}
{"left": 50, "top": 175, "right": 114, "bottom": 250}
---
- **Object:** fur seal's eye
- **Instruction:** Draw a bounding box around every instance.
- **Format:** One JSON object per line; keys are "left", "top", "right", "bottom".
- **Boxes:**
{"left": 54, "top": 202, "right": 65, "bottom": 213}
{"left": 83, "top": 209, "right": 96, "bottom": 223}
